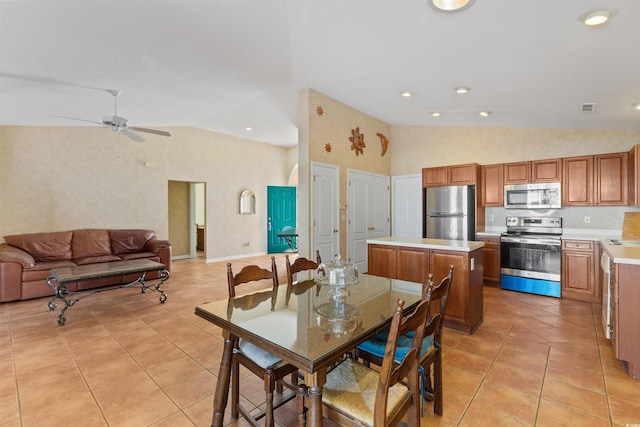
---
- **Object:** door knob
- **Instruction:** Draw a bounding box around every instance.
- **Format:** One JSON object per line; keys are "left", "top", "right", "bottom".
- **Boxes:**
{"left": 368, "top": 227, "right": 375, "bottom": 231}
{"left": 333, "top": 229, "right": 339, "bottom": 233}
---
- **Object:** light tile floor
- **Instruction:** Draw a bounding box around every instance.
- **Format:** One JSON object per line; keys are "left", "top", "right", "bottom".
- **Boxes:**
{"left": 1, "top": 254, "right": 639, "bottom": 427}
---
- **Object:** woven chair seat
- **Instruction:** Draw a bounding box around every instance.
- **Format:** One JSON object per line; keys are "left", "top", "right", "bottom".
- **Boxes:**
{"left": 322, "top": 357, "right": 411, "bottom": 427}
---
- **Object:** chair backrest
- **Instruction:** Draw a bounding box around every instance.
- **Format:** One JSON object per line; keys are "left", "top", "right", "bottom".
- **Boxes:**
{"left": 227, "top": 256, "right": 279, "bottom": 299}
{"left": 375, "top": 298, "right": 430, "bottom": 425}
{"left": 424, "top": 265, "right": 454, "bottom": 342}
{"left": 285, "top": 251, "right": 321, "bottom": 305}
{"left": 285, "top": 250, "right": 321, "bottom": 284}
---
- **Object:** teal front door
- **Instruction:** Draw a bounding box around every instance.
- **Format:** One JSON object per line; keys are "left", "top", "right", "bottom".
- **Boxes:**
{"left": 267, "top": 186, "right": 297, "bottom": 253}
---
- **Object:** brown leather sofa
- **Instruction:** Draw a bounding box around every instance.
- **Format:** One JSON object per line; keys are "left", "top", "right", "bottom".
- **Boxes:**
{"left": 0, "top": 229, "right": 172, "bottom": 303}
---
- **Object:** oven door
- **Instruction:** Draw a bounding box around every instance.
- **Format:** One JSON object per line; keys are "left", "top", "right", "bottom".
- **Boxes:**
{"left": 500, "top": 235, "right": 561, "bottom": 281}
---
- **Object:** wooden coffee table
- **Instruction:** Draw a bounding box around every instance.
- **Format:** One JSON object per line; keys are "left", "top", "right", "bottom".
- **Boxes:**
{"left": 47, "top": 259, "right": 169, "bottom": 325}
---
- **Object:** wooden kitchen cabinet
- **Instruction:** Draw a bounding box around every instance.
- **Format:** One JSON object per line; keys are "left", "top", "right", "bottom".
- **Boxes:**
{"left": 396, "top": 246, "right": 430, "bottom": 283}
{"left": 367, "top": 242, "right": 484, "bottom": 334}
{"left": 430, "top": 249, "right": 484, "bottom": 334}
{"left": 562, "top": 155, "right": 593, "bottom": 206}
{"left": 477, "top": 235, "right": 500, "bottom": 283}
{"left": 422, "top": 166, "right": 447, "bottom": 187}
{"left": 504, "top": 161, "right": 531, "bottom": 184}
{"left": 367, "top": 244, "right": 397, "bottom": 278}
{"left": 481, "top": 164, "right": 504, "bottom": 207}
{"left": 595, "top": 152, "right": 628, "bottom": 206}
{"left": 532, "top": 159, "right": 562, "bottom": 182}
{"left": 423, "top": 163, "right": 479, "bottom": 187}
{"left": 561, "top": 239, "right": 599, "bottom": 303}
{"left": 611, "top": 261, "right": 640, "bottom": 379}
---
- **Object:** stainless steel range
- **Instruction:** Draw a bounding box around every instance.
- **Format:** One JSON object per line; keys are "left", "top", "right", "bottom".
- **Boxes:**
{"left": 500, "top": 216, "right": 562, "bottom": 298}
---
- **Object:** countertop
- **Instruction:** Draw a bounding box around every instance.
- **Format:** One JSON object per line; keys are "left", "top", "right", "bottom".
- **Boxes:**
{"left": 599, "top": 239, "right": 640, "bottom": 266}
{"left": 367, "top": 237, "right": 484, "bottom": 252}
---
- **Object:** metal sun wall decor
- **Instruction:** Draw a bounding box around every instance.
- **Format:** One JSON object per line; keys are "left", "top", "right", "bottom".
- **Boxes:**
{"left": 349, "top": 127, "right": 365, "bottom": 156}
{"left": 377, "top": 133, "right": 389, "bottom": 157}
{"left": 316, "top": 106, "right": 324, "bottom": 116}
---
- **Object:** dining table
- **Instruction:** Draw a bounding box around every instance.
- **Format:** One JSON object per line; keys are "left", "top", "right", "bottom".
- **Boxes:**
{"left": 194, "top": 273, "right": 424, "bottom": 427}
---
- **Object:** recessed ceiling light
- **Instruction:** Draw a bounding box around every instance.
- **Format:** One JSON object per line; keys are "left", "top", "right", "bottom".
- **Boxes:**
{"left": 479, "top": 111, "right": 491, "bottom": 117}
{"left": 430, "top": 0, "right": 475, "bottom": 12}
{"left": 455, "top": 87, "right": 470, "bottom": 94}
{"left": 401, "top": 91, "right": 413, "bottom": 97}
{"left": 431, "top": 112, "right": 441, "bottom": 117}
{"left": 633, "top": 103, "right": 640, "bottom": 111}
{"left": 245, "top": 127, "right": 253, "bottom": 131}
{"left": 581, "top": 10, "right": 614, "bottom": 26}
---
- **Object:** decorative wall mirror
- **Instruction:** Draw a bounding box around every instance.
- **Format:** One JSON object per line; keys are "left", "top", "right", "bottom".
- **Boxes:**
{"left": 239, "top": 189, "right": 256, "bottom": 214}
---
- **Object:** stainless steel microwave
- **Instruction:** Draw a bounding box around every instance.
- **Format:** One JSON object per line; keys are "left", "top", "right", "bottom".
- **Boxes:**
{"left": 504, "top": 182, "right": 561, "bottom": 209}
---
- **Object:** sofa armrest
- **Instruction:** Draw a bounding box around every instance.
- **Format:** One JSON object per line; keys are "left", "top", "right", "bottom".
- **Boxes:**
{"left": 144, "top": 238, "right": 171, "bottom": 254}
{"left": 0, "top": 243, "right": 35, "bottom": 268}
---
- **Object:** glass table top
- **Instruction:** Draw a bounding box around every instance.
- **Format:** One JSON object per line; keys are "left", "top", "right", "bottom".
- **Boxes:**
{"left": 195, "top": 274, "right": 423, "bottom": 368}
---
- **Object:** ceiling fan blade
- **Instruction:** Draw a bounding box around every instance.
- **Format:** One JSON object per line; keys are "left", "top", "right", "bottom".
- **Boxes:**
{"left": 129, "top": 127, "right": 171, "bottom": 137}
{"left": 54, "top": 115, "right": 105, "bottom": 126}
{"left": 122, "top": 130, "right": 145, "bottom": 142}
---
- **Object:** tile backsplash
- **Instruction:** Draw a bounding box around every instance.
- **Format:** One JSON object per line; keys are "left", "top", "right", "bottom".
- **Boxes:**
{"left": 485, "top": 206, "right": 640, "bottom": 232}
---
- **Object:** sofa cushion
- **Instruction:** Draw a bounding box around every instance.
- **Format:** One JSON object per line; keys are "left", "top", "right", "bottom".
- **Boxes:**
{"left": 74, "top": 255, "right": 122, "bottom": 266}
{"left": 72, "top": 229, "right": 113, "bottom": 260}
{"left": 118, "top": 252, "right": 157, "bottom": 261}
{"left": 4, "top": 231, "right": 73, "bottom": 262}
{"left": 110, "top": 230, "right": 155, "bottom": 255}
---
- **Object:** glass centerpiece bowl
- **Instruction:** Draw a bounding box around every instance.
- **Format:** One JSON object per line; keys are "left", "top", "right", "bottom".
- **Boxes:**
{"left": 314, "top": 254, "right": 360, "bottom": 323}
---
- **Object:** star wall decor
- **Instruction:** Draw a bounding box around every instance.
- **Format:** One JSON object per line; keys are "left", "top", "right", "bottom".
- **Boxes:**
{"left": 349, "top": 127, "right": 365, "bottom": 156}
{"left": 325, "top": 143, "right": 332, "bottom": 153}
{"left": 316, "top": 106, "right": 324, "bottom": 116}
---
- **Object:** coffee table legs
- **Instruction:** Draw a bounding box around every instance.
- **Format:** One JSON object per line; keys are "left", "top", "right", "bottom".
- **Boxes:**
{"left": 47, "top": 269, "right": 170, "bottom": 326}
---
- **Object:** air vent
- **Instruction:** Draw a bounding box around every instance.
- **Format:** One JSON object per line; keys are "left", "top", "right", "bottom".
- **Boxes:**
{"left": 581, "top": 103, "right": 596, "bottom": 112}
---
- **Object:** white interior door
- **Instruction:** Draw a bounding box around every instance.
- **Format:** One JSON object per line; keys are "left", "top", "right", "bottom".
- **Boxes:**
{"left": 347, "top": 169, "right": 390, "bottom": 273}
{"left": 392, "top": 174, "right": 422, "bottom": 238}
{"left": 312, "top": 162, "right": 339, "bottom": 263}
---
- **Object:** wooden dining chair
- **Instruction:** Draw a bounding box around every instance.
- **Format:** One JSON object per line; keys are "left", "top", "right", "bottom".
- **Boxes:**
{"left": 284, "top": 250, "right": 321, "bottom": 306}
{"left": 355, "top": 265, "right": 454, "bottom": 416}
{"left": 226, "top": 257, "right": 299, "bottom": 427}
{"left": 298, "top": 298, "right": 430, "bottom": 427}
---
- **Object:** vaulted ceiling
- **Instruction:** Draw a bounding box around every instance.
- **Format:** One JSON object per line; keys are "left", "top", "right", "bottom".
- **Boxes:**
{"left": 1, "top": 0, "right": 639, "bottom": 147}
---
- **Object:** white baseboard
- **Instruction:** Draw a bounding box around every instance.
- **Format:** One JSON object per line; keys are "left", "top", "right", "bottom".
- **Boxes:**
{"left": 205, "top": 251, "right": 268, "bottom": 263}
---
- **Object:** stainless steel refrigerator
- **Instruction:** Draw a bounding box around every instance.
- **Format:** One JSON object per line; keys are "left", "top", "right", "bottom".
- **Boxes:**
{"left": 423, "top": 185, "right": 476, "bottom": 240}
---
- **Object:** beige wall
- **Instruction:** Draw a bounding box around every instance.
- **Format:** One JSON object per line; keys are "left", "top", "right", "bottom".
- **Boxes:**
{"left": 390, "top": 126, "right": 640, "bottom": 176}
{"left": 298, "top": 89, "right": 392, "bottom": 257}
{"left": 0, "top": 126, "right": 291, "bottom": 260}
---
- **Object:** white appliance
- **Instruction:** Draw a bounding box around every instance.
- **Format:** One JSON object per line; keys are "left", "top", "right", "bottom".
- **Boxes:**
{"left": 601, "top": 251, "right": 611, "bottom": 340}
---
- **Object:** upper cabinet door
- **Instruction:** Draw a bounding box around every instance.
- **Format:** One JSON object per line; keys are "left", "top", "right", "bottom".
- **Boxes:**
{"left": 532, "top": 159, "right": 562, "bottom": 182}
{"left": 423, "top": 166, "right": 447, "bottom": 187}
{"left": 595, "top": 152, "right": 628, "bottom": 206}
{"left": 563, "top": 156, "right": 593, "bottom": 206}
{"left": 503, "top": 161, "right": 531, "bottom": 184}
{"left": 448, "top": 163, "right": 478, "bottom": 186}
{"left": 481, "top": 164, "right": 504, "bottom": 207}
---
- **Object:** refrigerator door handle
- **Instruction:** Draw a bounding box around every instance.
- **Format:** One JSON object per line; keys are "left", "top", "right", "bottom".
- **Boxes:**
{"left": 428, "top": 212, "right": 465, "bottom": 217}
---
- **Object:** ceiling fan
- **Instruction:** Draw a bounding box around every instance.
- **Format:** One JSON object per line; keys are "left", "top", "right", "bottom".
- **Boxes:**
{"left": 57, "top": 89, "right": 171, "bottom": 142}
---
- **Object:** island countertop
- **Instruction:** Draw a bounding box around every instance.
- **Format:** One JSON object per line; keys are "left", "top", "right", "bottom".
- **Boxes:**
{"left": 367, "top": 237, "right": 484, "bottom": 252}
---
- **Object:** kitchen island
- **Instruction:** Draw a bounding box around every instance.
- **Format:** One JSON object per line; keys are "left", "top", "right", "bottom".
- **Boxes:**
{"left": 600, "top": 238, "right": 640, "bottom": 379}
{"left": 367, "top": 237, "right": 484, "bottom": 334}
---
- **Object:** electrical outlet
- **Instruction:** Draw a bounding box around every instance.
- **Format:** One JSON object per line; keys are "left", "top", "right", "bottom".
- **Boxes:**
{"left": 470, "top": 257, "right": 475, "bottom": 271}
{"left": 489, "top": 214, "right": 495, "bottom": 222}
{"left": 245, "top": 241, "right": 250, "bottom": 247}
{"left": 584, "top": 216, "right": 591, "bottom": 224}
